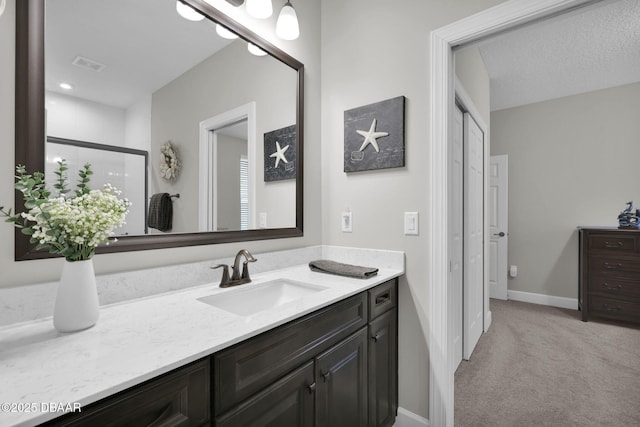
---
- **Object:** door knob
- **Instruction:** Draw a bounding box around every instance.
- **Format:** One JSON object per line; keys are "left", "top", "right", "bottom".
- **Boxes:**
{"left": 493, "top": 232, "right": 506, "bottom": 237}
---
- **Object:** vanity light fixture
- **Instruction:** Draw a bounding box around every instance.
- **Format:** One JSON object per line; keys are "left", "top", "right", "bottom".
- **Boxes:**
{"left": 216, "top": 24, "right": 239, "bottom": 39}
{"left": 176, "top": 0, "right": 205, "bottom": 21}
{"left": 276, "top": 1, "right": 299, "bottom": 40}
{"left": 245, "top": 0, "right": 273, "bottom": 19}
{"left": 247, "top": 43, "right": 267, "bottom": 56}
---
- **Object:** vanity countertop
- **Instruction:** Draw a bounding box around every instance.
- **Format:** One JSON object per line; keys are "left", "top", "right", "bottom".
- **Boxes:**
{"left": 0, "top": 263, "right": 403, "bottom": 427}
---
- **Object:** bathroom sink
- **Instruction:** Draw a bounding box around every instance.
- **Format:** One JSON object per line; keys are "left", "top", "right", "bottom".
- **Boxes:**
{"left": 197, "top": 279, "right": 328, "bottom": 316}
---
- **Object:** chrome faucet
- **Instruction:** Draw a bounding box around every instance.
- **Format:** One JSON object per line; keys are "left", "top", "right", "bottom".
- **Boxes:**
{"left": 211, "top": 249, "right": 258, "bottom": 288}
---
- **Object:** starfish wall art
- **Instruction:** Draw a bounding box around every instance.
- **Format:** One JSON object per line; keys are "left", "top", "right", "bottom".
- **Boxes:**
{"left": 264, "top": 124, "right": 296, "bottom": 182}
{"left": 344, "top": 96, "right": 405, "bottom": 172}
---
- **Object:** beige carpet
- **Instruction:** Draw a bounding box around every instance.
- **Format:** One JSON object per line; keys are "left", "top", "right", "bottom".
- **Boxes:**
{"left": 454, "top": 299, "right": 640, "bottom": 427}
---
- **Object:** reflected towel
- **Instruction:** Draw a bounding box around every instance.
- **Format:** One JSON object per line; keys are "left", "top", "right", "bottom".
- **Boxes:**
{"left": 148, "top": 193, "right": 173, "bottom": 232}
{"left": 308, "top": 259, "right": 378, "bottom": 279}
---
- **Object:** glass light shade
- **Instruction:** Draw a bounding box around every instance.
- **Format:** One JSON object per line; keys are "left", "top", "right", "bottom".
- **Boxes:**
{"left": 246, "top": 0, "right": 273, "bottom": 19}
{"left": 176, "top": 1, "right": 205, "bottom": 21}
{"left": 247, "top": 43, "right": 267, "bottom": 56}
{"left": 276, "top": 2, "right": 299, "bottom": 40}
{"left": 216, "top": 24, "right": 239, "bottom": 39}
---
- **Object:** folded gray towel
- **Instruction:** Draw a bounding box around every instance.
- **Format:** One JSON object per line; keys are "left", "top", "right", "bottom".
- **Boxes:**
{"left": 308, "top": 259, "right": 378, "bottom": 279}
{"left": 148, "top": 193, "right": 173, "bottom": 232}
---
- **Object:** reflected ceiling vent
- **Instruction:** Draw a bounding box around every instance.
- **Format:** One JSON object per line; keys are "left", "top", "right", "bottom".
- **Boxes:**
{"left": 72, "top": 55, "right": 106, "bottom": 72}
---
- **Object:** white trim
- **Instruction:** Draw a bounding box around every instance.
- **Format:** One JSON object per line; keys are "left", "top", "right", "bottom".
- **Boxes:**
{"left": 395, "top": 407, "right": 429, "bottom": 427}
{"left": 198, "top": 102, "right": 257, "bottom": 231}
{"left": 507, "top": 290, "right": 579, "bottom": 310}
{"left": 429, "top": 1, "right": 592, "bottom": 426}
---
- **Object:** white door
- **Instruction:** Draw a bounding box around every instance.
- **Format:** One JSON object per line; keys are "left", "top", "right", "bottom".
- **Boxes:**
{"left": 489, "top": 155, "right": 509, "bottom": 300}
{"left": 463, "top": 113, "right": 484, "bottom": 360}
{"left": 449, "top": 106, "right": 464, "bottom": 370}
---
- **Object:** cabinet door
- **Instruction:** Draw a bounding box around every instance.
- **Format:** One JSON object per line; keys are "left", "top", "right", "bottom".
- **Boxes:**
{"left": 216, "top": 361, "right": 314, "bottom": 427}
{"left": 316, "top": 328, "right": 368, "bottom": 427}
{"left": 369, "top": 310, "right": 398, "bottom": 427}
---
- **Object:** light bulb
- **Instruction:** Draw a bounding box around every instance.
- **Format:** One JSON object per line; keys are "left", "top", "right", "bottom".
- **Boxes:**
{"left": 246, "top": 0, "right": 273, "bottom": 19}
{"left": 176, "top": 1, "right": 204, "bottom": 21}
{"left": 276, "top": 1, "right": 299, "bottom": 40}
{"left": 59, "top": 82, "right": 73, "bottom": 90}
{"left": 216, "top": 24, "right": 238, "bottom": 39}
{"left": 247, "top": 43, "right": 267, "bottom": 56}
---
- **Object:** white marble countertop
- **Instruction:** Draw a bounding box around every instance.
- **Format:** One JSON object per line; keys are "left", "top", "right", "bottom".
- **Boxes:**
{"left": 0, "top": 262, "right": 403, "bottom": 426}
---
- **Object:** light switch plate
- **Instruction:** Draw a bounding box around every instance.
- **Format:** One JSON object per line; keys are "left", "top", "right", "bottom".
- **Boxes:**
{"left": 341, "top": 212, "right": 352, "bottom": 232}
{"left": 404, "top": 212, "right": 419, "bottom": 235}
{"left": 259, "top": 213, "right": 267, "bottom": 228}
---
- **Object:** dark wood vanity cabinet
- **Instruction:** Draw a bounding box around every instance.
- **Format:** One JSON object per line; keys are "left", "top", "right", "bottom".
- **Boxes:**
{"left": 579, "top": 227, "right": 640, "bottom": 324}
{"left": 213, "top": 279, "right": 398, "bottom": 427}
{"left": 44, "top": 280, "right": 398, "bottom": 427}
{"left": 44, "top": 359, "right": 210, "bottom": 427}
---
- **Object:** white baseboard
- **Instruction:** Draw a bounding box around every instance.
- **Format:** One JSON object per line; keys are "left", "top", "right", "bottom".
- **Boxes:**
{"left": 394, "top": 407, "right": 429, "bottom": 427}
{"left": 507, "top": 290, "right": 578, "bottom": 310}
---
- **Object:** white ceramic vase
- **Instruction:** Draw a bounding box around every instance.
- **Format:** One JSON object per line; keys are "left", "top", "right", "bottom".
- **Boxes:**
{"left": 53, "top": 259, "right": 100, "bottom": 333}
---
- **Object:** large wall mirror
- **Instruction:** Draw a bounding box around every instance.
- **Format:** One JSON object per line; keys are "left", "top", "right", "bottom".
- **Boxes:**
{"left": 15, "top": 0, "right": 304, "bottom": 260}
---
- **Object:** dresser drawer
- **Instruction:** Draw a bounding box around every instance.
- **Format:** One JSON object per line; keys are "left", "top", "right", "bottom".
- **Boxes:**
{"left": 214, "top": 292, "right": 367, "bottom": 414}
{"left": 588, "top": 235, "right": 638, "bottom": 253}
{"left": 588, "top": 275, "right": 640, "bottom": 298}
{"left": 588, "top": 295, "right": 640, "bottom": 323}
{"left": 589, "top": 255, "right": 640, "bottom": 275}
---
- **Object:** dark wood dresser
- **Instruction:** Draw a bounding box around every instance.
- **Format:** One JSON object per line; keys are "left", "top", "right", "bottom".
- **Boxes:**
{"left": 579, "top": 227, "right": 640, "bottom": 324}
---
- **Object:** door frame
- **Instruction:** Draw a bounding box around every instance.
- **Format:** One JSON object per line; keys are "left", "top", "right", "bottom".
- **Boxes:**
{"left": 198, "top": 102, "right": 256, "bottom": 231}
{"left": 428, "top": 1, "right": 593, "bottom": 425}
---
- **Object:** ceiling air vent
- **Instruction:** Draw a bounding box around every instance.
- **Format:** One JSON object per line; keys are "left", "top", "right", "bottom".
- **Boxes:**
{"left": 72, "top": 55, "right": 106, "bottom": 72}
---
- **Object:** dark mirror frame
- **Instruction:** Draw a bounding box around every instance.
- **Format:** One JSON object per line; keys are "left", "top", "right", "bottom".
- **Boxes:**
{"left": 15, "top": 0, "right": 304, "bottom": 261}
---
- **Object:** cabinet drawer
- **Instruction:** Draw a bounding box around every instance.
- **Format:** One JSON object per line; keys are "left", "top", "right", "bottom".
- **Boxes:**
{"left": 369, "top": 280, "right": 397, "bottom": 321}
{"left": 588, "top": 275, "right": 640, "bottom": 298}
{"left": 588, "top": 295, "right": 640, "bottom": 323}
{"left": 46, "top": 359, "right": 210, "bottom": 427}
{"left": 214, "top": 292, "right": 367, "bottom": 414}
{"left": 589, "top": 235, "right": 638, "bottom": 253}
{"left": 589, "top": 256, "right": 640, "bottom": 275}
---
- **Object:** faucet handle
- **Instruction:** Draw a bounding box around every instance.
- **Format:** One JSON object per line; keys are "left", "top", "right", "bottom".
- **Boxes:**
{"left": 241, "top": 257, "right": 258, "bottom": 280}
{"left": 211, "top": 264, "right": 230, "bottom": 287}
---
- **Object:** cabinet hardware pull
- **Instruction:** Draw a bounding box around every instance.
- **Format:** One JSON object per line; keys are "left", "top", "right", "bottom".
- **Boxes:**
{"left": 603, "top": 262, "right": 623, "bottom": 270}
{"left": 375, "top": 293, "right": 390, "bottom": 304}
{"left": 602, "top": 282, "right": 623, "bottom": 291}
{"left": 322, "top": 372, "right": 331, "bottom": 382}
{"left": 603, "top": 304, "right": 622, "bottom": 312}
{"left": 603, "top": 241, "right": 623, "bottom": 248}
{"left": 148, "top": 403, "right": 188, "bottom": 427}
{"left": 372, "top": 333, "right": 382, "bottom": 342}
{"left": 308, "top": 382, "right": 316, "bottom": 393}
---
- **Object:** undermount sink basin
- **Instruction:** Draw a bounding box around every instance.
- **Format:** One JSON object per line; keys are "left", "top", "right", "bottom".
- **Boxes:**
{"left": 197, "top": 279, "right": 328, "bottom": 316}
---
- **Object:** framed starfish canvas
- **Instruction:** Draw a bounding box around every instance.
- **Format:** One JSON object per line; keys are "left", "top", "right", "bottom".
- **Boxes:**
{"left": 264, "top": 124, "right": 296, "bottom": 182}
{"left": 344, "top": 96, "right": 405, "bottom": 172}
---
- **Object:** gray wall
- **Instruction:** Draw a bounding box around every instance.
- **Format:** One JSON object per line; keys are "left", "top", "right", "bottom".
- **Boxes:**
{"left": 455, "top": 46, "right": 491, "bottom": 127}
{"left": 320, "top": 0, "right": 505, "bottom": 417}
{"left": 491, "top": 82, "right": 640, "bottom": 299}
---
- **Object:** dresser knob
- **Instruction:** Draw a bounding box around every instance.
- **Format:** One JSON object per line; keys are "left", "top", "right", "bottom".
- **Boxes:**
{"left": 602, "top": 282, "right": 623, "bottom": 291}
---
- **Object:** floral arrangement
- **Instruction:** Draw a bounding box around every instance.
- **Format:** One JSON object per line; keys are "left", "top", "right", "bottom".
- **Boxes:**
{"left": 0, "top": 161, "right": 130, "bottom": 262}
{"left": 160, "top": 141, "right": 180, "bottom": 181}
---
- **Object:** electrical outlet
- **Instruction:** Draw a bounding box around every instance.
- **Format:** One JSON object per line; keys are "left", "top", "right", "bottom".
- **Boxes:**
{"left": 341, "top": 211, "right": 352, "bottom": 232}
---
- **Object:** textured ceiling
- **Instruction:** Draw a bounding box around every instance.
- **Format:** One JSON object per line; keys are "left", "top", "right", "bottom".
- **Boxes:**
{"left": 475, "top": 0, "right": 640, "bottom": 111}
